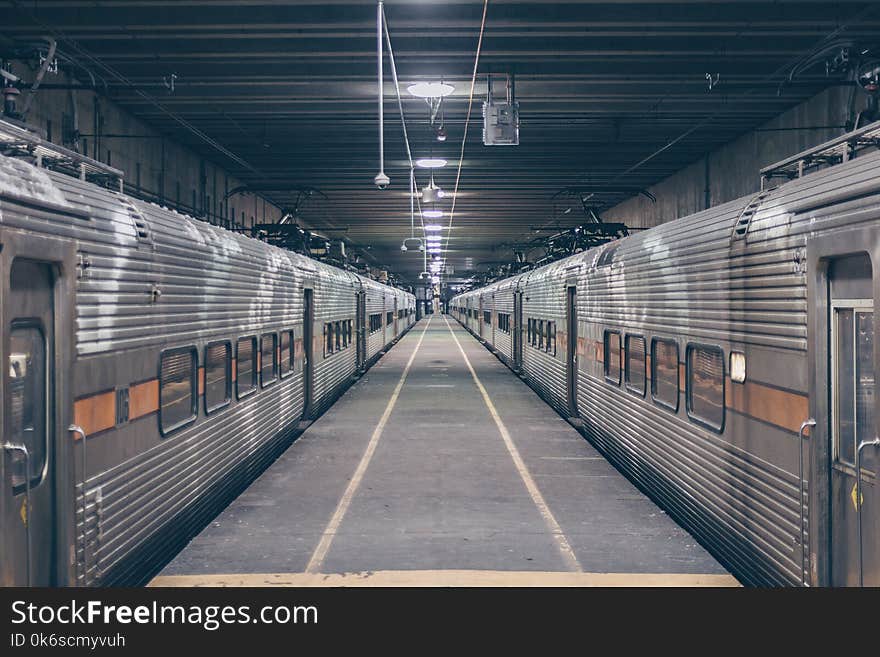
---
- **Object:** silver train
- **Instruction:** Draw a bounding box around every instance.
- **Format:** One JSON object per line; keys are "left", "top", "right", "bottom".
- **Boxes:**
{"left": 452, "top": 133, "right": 880, "bottom": 586}
{"left": 0, "top": 152, "right": 415, "bottom": 586}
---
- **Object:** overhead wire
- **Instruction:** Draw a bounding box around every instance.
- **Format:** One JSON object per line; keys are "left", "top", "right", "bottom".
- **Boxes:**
{"left": 574, "top": 2, "right": 880, "bottom": 210}
{"left": 442, "top": 0, "right": 490, "bottom": 280}
{"left": 381, "top": 5, "right": 427, "bottom": 248}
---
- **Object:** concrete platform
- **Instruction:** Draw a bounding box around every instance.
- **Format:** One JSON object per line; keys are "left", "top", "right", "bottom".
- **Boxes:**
{"left": 152, "top": 316, "right": 736, "bottom": 587}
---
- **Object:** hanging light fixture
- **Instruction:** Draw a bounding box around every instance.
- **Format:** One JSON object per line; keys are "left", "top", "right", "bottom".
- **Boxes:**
{"left": 416, "top": 158, "right": 447, "bottom": 169}
{"left": 407, "top": 82, "right": 455, "bottom": 98}
{"left": 424, "top": 224, "right": 444, "bottom": 231}
{"left": 422, "top": 209, "right": 443, "bottom": 219}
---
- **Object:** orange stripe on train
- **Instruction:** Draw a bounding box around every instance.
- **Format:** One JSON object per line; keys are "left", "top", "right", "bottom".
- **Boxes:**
{"left": 73, "top": 390, "right": 116, "bottom": 437}
{"left": 129, "top": 379, "right": 159, "bottom": 420}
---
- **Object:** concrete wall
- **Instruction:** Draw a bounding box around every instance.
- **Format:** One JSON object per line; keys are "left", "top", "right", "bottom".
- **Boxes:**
{"left": 601, "top": 85, "right": 869, "bottom": 229}
{"left": 8, "top": 65, "right": 282, "bottom": 229}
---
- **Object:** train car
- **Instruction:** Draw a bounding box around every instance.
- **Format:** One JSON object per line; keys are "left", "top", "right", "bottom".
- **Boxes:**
{"left": 0, "top": 152, "right": 414, "bottom": 586}
{"left": 453, "top": 130, "right": 880, "bottom": 587}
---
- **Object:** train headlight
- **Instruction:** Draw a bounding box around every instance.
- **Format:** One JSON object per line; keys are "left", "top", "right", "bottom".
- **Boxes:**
{"left": 730, "top": 352, "right": 746, "bottom": 384}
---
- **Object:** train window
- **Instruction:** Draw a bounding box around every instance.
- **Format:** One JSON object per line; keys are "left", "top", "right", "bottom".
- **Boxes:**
{"left": 204, "top": 341, "right": 231, "bottom": 414}
{"left": 538, "top": 320, "right": 545, "bottom": 349}
{"left": 334, "top": 321, "right": 342, "bottom": 351}
{"left": 547, "top": 321, "right": 556, "bottom": 355}
{"left": 348, "top": 319, "right": 353, "bottom": 345}
{"left": 686, "top": 344, "right": 725, "bottom": 432}
{"left": 625, "top": 335, "right": 646, "bottom": 397}
{"left": 498, "top": 313, "right": 511, "bottom": 334}
{"left": 279, "top": 330, "right": 293, "bottom": 379}
{"left": 386, "top": 311, "right": 394, "bottom": 326}
{"left": 324, "top": 322, "right": 334, "bottom": 356}
{"left": 160, "top": 346, "right": 198, "bottom": 435}
{"left": 832, "top": 303, "right": 874, "bottom": 466}
{"left": 260, "top": 333, "right": 277, "bottom": 387}
{"left": 604, "top": 330, "right": 621, "bottom": 385}
{"left": 8, "top": 324, "right": 47, "bottom": 490}
{"left": 651, "top": 338, "right": 679, "bottom": 411}
{"left": 484, "top": 310, "right": 491, "bottom": 325}
{"left": 527, "top": 318, "right": 533, "bottom": 344}
{"left": 370, "top": 313, "right": 382, "bottom": 333}
{"left": 236, "top": 336, "right": 257, "bottom": 399}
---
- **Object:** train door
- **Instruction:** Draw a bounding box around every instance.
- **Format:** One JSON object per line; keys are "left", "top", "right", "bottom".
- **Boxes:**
{"left": 356, "top": 289, "right": 366, "bottom": 370}
{"left": 490, "top": 295, "right": 496, "bottom": 344}
{"left": 2, "top": 259, "right": 57, "bottom": 586}
{"left": 827, "top": 254, "right": 877, "bottom": 586}
{"left": 513, "top": 290, "right": 523, "bottom": 371}
{"left": 566, "top": 285, "right": 578, "bottom": 415}
{"left": 302, "top": 287, "right": 314, "bottom": 418}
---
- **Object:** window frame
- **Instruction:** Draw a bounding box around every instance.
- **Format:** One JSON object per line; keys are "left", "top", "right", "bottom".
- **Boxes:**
{"left": 650, "top": 337, "right": 680, "bottom": 413}
{"left": 8, "top": 320, "right": 49, "bottom": 491}
{"left": 327, "top": 322, "right": 335, "bottom": 356}
{"left": 547, "top": 321, "right": 556, "bottom": 355}
{"left": 235, "top": 335, "right": 258, "bottom": 400}
{"left": 279, "top": 330, "right": 294, "bottom": 379}
{"left": 159, "top": 345, "right": 199, "bottom": 437}
{"left": 624, "top": 334, "right": 647, "bottom": 397}
{"left": 204, "top": 340, "right": 232, "bottom": 415}
{"left": 685, "top": 342, "right": 726, "bottom": 433}
{"left": 260, "top": 332, "right": 278, "bottom": 388}
{"left": 603, "top": 330, "right": 622, "bottom": 385}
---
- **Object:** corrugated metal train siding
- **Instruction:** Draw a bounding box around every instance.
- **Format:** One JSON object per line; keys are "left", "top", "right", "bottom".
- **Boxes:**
{"left": 452, "top": 149, "right": 880, "bottom": 586}
{"left": 0, "top": 153, "right": 414, "bottom": 585}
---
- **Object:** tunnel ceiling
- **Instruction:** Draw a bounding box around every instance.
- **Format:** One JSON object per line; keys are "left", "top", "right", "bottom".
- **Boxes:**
{"left": 4, "top": 1, "right": 879, "bottom": 285}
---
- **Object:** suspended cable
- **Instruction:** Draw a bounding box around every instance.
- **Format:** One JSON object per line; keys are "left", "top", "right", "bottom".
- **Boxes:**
{"left": 442, "top": 0, "right": 490, "bottom": 277}
{"left": 381, "top": 3, "right": 428, "bottom": 274}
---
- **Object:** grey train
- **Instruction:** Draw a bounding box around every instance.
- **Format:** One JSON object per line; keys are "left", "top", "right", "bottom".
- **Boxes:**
{"left": 452, "top": 145, "right": 880, "bottom": 586}
{"left": 0, "top": 153, "right": 415, "bottom": 586}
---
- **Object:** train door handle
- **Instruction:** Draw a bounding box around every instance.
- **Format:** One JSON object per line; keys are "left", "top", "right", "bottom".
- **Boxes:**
{"left": 855, "top": 436, "right": 880, "bottom": 587}
{"left": 797, "top": 418, "right": 815, "bottom": 586}
{"left": 3, "top": 441, "right": 32, "bottom": 586}
{"left": 69, "top": 425, "right": 88, "bottom": 584}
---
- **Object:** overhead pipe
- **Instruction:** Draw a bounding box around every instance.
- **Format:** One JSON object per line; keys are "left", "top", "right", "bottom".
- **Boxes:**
{"left": 373, "top": 1, "right": 389, "bottom": 189}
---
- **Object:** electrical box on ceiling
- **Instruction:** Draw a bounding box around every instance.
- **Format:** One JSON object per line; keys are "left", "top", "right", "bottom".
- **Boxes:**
{"left": 483, "top": 100, "right": 519, "bottom": 146}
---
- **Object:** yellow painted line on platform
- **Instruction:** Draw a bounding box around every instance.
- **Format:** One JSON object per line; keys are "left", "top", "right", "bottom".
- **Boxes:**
{"left": 149, "top": 570, "right": 740, "bottom": 588}
{"left": 304, "top": 317, "right": 433, "bottom": 574}
{"left": 442, "top": 315, "right": 583, "bottom": 573}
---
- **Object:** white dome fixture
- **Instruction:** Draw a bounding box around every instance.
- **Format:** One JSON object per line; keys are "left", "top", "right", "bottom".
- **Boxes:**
{"left": 416, "top": 158, "right": 447, "bottom": 169}
{"left": 407, "top": 82, "right": 455, "bottom": 98}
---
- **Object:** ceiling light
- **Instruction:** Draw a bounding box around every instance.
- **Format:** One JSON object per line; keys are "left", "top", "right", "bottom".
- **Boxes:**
{"left": 425, "top": 234, "right": 442, "bottom": 240}
{"left": 408, "top": 82, "right": 455, "bottom": 98}
{"left": 424, "top": 224, "right": 444, "bottom": 231}
{"left": 422, "top": 209, "right": 443, "bottom": 219}
{"left": 435, "top": 125, "right": 448, "bottom": 142}
{"left": 416, "top": 158, "right": 447, "bottom": 169}
{"left": 421, "top": 182, "right": 444, "bottom": 204}
{"left": 428, "top": 247, "right": 442, "bottom": 253}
